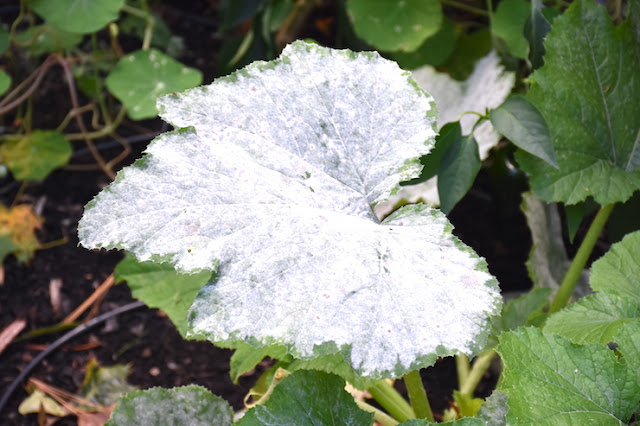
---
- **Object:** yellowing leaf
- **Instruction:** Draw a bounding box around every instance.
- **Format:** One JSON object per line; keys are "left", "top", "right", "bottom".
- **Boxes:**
{"left": 0, "top": 204, "right": 42, "bottom": 263}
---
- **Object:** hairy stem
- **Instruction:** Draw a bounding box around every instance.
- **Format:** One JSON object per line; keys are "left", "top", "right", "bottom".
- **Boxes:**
{"left": 549, "top": 203, "right": 615, "bottom": 313}
{"left": 367, "top": 380, "right": 415, "bottom": 422}
{"left": 403, "top": 370, "right": 434, "bottom": 421}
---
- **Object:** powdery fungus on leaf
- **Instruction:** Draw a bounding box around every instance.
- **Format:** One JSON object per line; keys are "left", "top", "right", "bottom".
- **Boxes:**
{"left": 79, "top": 41, "right": 501, "bottom": 379}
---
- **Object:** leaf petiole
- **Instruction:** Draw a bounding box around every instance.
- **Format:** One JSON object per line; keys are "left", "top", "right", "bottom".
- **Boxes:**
{"left": 548, "top": 202, "right": 615, "bottom": 313}
{"left": 404, "top": 369, "right": 434, "bottom": 421}
{"left": 367, "top": 380, "right": 415, "bottom": 422}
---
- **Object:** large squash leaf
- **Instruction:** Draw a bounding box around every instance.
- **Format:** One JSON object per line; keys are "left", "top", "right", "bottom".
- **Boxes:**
{"left": 79, "top": 41, "right": 501, "bottom": 379}
{"left": 517, "top": 0, "right": 640, "bottom": 205}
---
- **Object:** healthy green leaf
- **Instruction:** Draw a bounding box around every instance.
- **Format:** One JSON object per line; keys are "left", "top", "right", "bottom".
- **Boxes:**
{"left": 590, "top": 230, "right": 640, "bottom": 301}
{"left": 79, "top": 41, "right": 501, "bottom": 379}
{"left": 544, "top": 292, "right": 640, "bottom": 345}
{"left": 517, "top": 0, "right": 640, "bottom": 205}
{"left": 617, "top": 322, "right": 640, "bottom": 375}
{"left": 28, "top": 0, "right": 125, "bottom": 34}
{"left": 492, "top": 0, "right": 530, "bottom": 59}
{"left": 524, "top": 0, "right": 551, "bottom": 69}
{"left": 346, "top": 0, "right": 442, "bottom": 52}
{"left": 113, "top": 255, "right": 212, "bottom": 337}
{"left": 106, "top": 48, "right": 202, "bottom": 120}
{"left": 283, "top": 353, "right": 378, "bottom": 391}
{"left": 497, "top": 327, "right": 640, "bottom": 425}
{"left": 0, "top": 130, "right": 72, "bottom": 181}
{"left": 0, "top": 26, "right": 9, "bottom": 54}
{"left": 229, "top": 343, "right": 289, "bottom": 384}
{"left": 238, "top": 370, "right": 373, "bottom": 426}
{"left": 106, "top": 386, "right": 233, "bottom": 426}
{"left": 489, "top": 96, "right": 557, "bottom": 167}
{"left": 437, "top": 130, "right": 481, "bottom": 214}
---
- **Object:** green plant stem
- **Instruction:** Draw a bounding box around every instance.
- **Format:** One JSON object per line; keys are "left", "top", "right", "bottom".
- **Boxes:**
{"left": 460, "top": 350, "right": 495, "bottom": 396}
{"left": 548, "top": 203, "right": 615, "bottom": 313}
{"left": 367, "top": 380, "right": 415, "bottom": 422}
{"left": 355, "top": 400, "right": 398, "bottom": 426}
{"left": 439, "top": 0, "right": 489, "bottom": 16}
{"left": 455, "top": 354, "right": 470, "bottom": 390}
{"left": 403, "top": 370, "right": 434, "bottom": 421}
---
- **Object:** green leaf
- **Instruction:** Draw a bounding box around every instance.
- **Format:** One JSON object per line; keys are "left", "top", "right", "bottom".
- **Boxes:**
{"left": 437, "top": 130, "right": 481, "bottom": 214}
{"left": 28, "top": 0, "right": 125, "bottom": 34}
{"left": 80, "top": 41, "right": 501, "bottom": 379}
{"left": 283, "top": 353, "right": 378, "bottom": 391}
{"left": 412, "top": 122, "right": 462, "bottom": 185}
{"left": 517, "top": 0, "right": 640, "bottom": 205}
{"left": 489, "top": 96, "right": 557, "bottom": 167}
{"left": 617, "top": 322, "right": 640, "bottom": 375}
{"left": 346, "top": 0, "right": 442, "bottom": 52}
{"left": 238, "top": 370, "right": 373, "bottom": 426}
{"left": 389, "top": 16, "right": 456, "bottom": 69}
{"left": 500, "top": 287, "right": 551, "bottom": 331}
{"left": 590, "top": 230, "right": 640, "bottom": 301}
{"left": 524, "top": 0, "right": 551, "bottom": 69}
{"left": 544, "top": 292, "right": 640, "bottom": 345}
{"left": 15, "top": 25, "right": 83, "bottom": 55}
{"left": 0, "top": 130, "right": 72, "bottom": 181}
{"left": 106, "top": 48, "right": 202, "bottom": 120}
{"left": 113, "top": 255, "right": 211, "bottom": 337}
{"left": 0, "top": 70, "right": 10, "bottom": 96}
{"left": 497, "top": 327, "right": 640, "bottom": 424}
{"left": 439, "top": 28, "right": 492, "bottom": 81}
{"left": 492, "top": 0, "right": 530, "bottom": 59}
{"left": 106, "top": 386, "right": 233, "bottom": 426}
{"left": 229, "top": 343, "right": 289, "bottom": 384}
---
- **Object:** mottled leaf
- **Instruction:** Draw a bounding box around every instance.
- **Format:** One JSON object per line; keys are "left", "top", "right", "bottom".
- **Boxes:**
{"left": 106, "top": 386, "right": 233, "bottom": 426}
{"left": 0, "top": 130, "right": 72, "bottom": 181}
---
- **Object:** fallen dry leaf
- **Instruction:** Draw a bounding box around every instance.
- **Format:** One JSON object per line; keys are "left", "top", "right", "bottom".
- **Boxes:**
{"left": 0, "top": 318, "right": 26, "bottom": 355}
{"left": 0, "top": 204, "right": 42, "bottom": 263}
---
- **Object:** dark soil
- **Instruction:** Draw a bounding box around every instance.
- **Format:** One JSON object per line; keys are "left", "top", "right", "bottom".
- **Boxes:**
{"left": 0, "top": 1, "right": 533, "bottom": 424}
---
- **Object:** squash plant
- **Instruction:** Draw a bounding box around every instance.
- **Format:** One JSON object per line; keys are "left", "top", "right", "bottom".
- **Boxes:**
{"left": 78, "top": 0, "right": 640, "bottom": 424}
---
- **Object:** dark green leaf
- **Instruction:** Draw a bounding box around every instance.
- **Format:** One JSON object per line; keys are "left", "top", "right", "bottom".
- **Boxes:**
{"left": 437, "top": 130, "right": 481, "bottom": 214}
{"left": 518, "top": 0, "right": 640, "bottom": 205}
{"left": 489, "top": 96, "right": 557, "bottom": 168}
{"left": 590, "top": 230, "right": 640, "bottom": 302}
{"left": 229, "top": 343, "right": 289, "bottom": 384}
{"left": 524, "top": 0, "right": 550, "bottom": 69}
{"left": 15, "top": 25, "right": 83, "bottom": 55}
{"left": 238, "top": 370, "right": 373, "bottom": 425}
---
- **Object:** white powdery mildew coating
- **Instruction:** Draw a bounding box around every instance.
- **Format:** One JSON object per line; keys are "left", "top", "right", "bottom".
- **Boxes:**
{"left": 79, "top": 41, "right": 501, "bottom": 378}
{"left": 189, "top": 205, "right": 501, "bottom": 377}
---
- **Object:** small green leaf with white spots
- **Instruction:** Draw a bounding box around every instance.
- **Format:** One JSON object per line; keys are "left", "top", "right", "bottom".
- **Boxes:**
{"left": 347, "top": 0, "right": 442, "bottom": 52}
{"left": 106, "top": 48, "right": 202, "bottom": 120}
{"left": 106, "top": 386, "right": 233, "bottom": 426}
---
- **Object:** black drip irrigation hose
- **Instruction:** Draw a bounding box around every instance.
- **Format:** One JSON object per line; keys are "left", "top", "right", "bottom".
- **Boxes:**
{"left": 0, "top": 301, "right": 146, "bottom": 416}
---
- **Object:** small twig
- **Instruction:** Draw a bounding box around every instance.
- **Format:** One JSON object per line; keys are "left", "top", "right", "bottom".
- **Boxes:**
{"left": 62, "top": 274, "right": 115, "bottom": 324}
{"left": 0, "top": 301, "right": 145, "bottom": 416}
